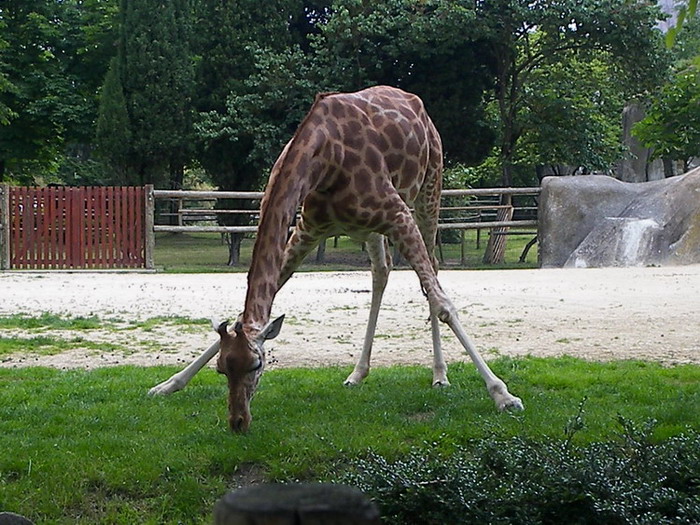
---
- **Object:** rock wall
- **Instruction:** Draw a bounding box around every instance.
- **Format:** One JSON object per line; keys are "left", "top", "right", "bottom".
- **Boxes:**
{"left": 617, "top": 103, "right": 666, "bottom": 182}
{"left": 538, "top": 167, "right": 700, "bottom": 267}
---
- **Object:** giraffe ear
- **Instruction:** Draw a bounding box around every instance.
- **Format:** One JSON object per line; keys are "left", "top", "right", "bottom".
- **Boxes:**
{"left": 211, "top": 318, "right": 229, "bottom": 337}
{"left": 257, "top": 315, "right": 285, "bottom": 342}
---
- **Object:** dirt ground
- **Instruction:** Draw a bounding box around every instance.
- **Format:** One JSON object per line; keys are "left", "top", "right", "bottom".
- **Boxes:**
{"left": 0, "top": 265, "right": 699, "bottom": 371}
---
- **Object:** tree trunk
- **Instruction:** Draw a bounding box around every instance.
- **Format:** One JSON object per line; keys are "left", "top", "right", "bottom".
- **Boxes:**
{"left": 169, "top": 161, "right": 185, "bottom": 226}
{"left": 227, "top": 232, "right": 243, "bottom": 266}
{"left": 315, "top": 237, "right": 326, "bottom": 263}
{"left": 483, "top": 194, "right": 513, "bottom": 265}
{"left": 214, "top": 483, "right": 380, "bottom": 525}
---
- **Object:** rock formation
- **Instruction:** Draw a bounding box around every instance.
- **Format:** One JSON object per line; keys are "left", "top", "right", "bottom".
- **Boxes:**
{"left": 538, "top": 167, "right": 700, "bottom": 267}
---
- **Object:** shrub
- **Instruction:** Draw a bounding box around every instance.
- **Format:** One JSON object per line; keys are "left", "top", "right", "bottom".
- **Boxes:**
{"left": 337, "top": 417, "right": 700, "bottom": 524}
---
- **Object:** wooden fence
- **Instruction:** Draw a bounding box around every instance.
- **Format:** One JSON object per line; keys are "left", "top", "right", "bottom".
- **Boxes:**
{"left": 152, "top": 187, "right": 540, "bottom": 234}
{"left": 152, "top": 187, "right": 540, "bottom": 263}
{"left": 0, "top": 185, "right": 538, "bottom": 270}
{"left": 0, "top": 185, "right": 154, "bottom": 270}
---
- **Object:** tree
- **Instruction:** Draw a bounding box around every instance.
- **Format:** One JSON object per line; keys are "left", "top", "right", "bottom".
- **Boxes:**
{"left": 0, "top": 17, "right": 14, "bottom": 127}
{"left": 665, "top": 0, "right": 698, "bottom": 47}
{"left": 478, "top": 0, "right": 665, "bottom": 189}
{"left": 633, "top": 65, "right": 700, "bottom": 172}
{"left": 97, "top": 0, "right": 194, "bottom": 186}
{"left": 632, "top": 15, "right": 700, "bottom": 174}
{"left": 310, "top": 0, "right": 497, "bottom": 165}
{"left": 516, "top": 52, "right": 626, "bottom": 179}
{"left": 95, "top": 58, "right": 132, "bottom": 183}
{"left": 471, "top": 0, "right": 665, "bottom": 263}
{"left": 192, "top": 0, "right": 501, "bottom": 265}
{"left": 192, "top": 0, "right": 320, "bottom": 265}
{"left": 0, "top": 0, "right": 76, "bottom": 182}
{"left": 0, "top": 0, "right": 120, "bottom": 184}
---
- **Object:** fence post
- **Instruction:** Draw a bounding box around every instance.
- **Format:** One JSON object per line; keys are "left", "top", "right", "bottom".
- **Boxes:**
{"left": 144, "top": 185, "right": 155, "bottom": 270}
{"left": 214, "top": 483, "right": 380, "bottom": 525}
{"left": 0, "top": 184, "right": 10, "bottom": 270}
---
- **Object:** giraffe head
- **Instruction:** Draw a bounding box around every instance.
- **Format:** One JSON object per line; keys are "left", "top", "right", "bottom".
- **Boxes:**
{"left": 213, "top": 315, "right": 285, "bottom": 433}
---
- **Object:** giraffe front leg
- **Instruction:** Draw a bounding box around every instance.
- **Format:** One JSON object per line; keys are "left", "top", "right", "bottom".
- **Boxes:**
{"left": 386, "top": 204, "right": 523, "bottom": 410}
{"left": 148, "top": 340, "right": 221, "bottom": 396}
{"left": 278, "top": 220, "right": 323, "bottom": 289}
{"left": 344, "top": 234, "right": 391, "bottom": 386}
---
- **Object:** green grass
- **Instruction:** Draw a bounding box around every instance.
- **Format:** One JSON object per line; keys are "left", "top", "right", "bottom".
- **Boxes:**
{"left": 0, "top": 314, "right": 210, "bottom": 356}
{"left": 153, "top": 231, "right": 538, "bottom": 273}
{"left": 0, "top": 357, "right": 698, "bottom": 523}
{"left": 0, "top": 313, "right": 209, "bottom": 332}
{"left": 0, "top": 313, "right": 104, "bottom": 331}
{"left": 0, "top": 335, "right": 123, "bottom": 356}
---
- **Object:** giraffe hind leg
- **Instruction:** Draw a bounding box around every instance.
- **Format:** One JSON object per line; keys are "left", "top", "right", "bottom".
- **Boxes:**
{"left": 429, "top": 313, "right": 449, "bottom": 387}
{"left": 413, "top": 177, "right": 449, "bottom": 387}
{"left": 344, "top": 233, "right": 392, "bottom": 386}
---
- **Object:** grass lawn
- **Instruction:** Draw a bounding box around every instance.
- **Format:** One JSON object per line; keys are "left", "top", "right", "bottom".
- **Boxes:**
{"left": 1, "top": 357, "right": 698, "bottom": 523}
{"left": 153, "top": 230, "right": 538, "bottom": 273}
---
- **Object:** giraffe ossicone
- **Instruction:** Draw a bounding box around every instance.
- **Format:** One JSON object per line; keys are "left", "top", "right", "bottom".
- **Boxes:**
{"left": 148, "top": 86, "right": 523, "bottom": 432}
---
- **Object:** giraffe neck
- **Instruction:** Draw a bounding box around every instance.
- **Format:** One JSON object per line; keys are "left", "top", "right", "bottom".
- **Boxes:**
{"left": 241, "top": 131, "right": 324, "bottom": 333}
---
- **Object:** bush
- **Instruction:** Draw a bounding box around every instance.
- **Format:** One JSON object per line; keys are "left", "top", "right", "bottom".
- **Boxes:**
{"left": 337, "top": 417, "right": 700, "bottom": 524}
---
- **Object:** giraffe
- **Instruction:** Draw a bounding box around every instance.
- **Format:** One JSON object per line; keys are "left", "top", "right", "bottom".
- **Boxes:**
{"left": 149, "top": 86, "right": 523, "bottom": 432}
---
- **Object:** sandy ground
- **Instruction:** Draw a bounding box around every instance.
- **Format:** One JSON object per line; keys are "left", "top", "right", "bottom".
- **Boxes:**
{"left": 0, "top": 266, "right": 699, "bottom": 372}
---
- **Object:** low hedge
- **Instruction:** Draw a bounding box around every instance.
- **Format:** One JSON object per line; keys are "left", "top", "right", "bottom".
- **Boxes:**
{"left": 339, "top": 417, "right": 700, "bottom": 524}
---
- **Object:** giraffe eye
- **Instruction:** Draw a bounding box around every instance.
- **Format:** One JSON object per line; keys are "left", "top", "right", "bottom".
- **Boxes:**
{"left": 249, "top": 359, "right": 263, "bottom": 373}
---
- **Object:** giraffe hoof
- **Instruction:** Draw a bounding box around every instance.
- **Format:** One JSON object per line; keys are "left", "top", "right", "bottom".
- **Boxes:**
{"left": 344, "top": 368, "right": 370, "bottom": 386}
{"left": 498, "top": 396, "right": 524, "bottom": 412}
{"left": 432, "top": 379, "right": 450, "bottom": 388}
{"left": 148, "top": 377, "right": 184, "bottom": 396}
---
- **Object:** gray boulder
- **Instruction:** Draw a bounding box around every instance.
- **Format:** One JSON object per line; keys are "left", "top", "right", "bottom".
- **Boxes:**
{"left": 538, "top": 167, "right": 700, "bottom": 267}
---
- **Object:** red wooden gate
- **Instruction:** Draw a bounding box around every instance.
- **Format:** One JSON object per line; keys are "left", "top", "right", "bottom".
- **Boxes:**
{"left": 6, "top": 186, "right": 149, "bottom": 270}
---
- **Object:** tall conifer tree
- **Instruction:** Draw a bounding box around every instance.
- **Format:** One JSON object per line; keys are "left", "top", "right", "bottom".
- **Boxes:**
{"left": 95, "top": 57, "right": 132, "bottom": 183}
{"left": 97, "top": 0, "right": 194, "bottom": 185}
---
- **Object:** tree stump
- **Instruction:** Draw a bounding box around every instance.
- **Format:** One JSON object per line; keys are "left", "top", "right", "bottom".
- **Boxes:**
{"left": 214, "top": 483, "right": 381, "bottom": 525}
{"left": 0, "top": 512, "right": 34, "bottom": 525}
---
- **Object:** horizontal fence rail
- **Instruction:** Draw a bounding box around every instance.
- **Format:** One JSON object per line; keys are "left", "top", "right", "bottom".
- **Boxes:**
{"left": 153, "top": 187, "right": 540, "bottom": 235}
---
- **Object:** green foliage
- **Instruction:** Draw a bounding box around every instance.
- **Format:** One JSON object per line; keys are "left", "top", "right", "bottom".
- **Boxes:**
{"left": 519, "top": 53, "right": 625, "bottom": 174}
{"left": 0, "top": 0, "right": 72, "bottom": 182}
{"left": 310, "top": 0, "right": 496, "bottom": 165}
{"left": 0, "top": 358, "right": 698, "bottom": 522}
{"left": 190, "top": 0, "right": 316, "bottom": 264}
{"left": 0, "top": 17, "right": 14, "bottom": 126}
{"left": 0, "top": 0, "right": 117, "bottom": 183}
{"left": 108, "top": 0, "right": 195, "bottom": 186}
{"left": 669, "top": 15, "right": 700, "bottom": 65}
{"left": 665, "top": 0, "right": 698, "bottom": 48}
{"left": 340, "top": 422, "right": 700, "bottom": 524}
{"left": 192, "top": 0, "right": 314, "bottom": 184}
{"left": 0, "top": 0, "right": 672, "bottom": 188}
{"left": 633, "top": 65, "right": 700, "bottom": 168}
{"left": 95, "top": 58, "right": 132, "bottom": 182}
{"left": 478, "top": 0, "right": 666, "bottom": 185}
